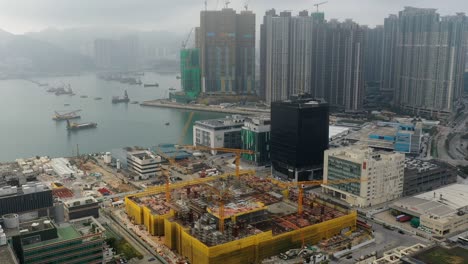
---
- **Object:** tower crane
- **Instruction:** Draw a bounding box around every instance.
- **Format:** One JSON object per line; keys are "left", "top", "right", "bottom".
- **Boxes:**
{"left": 281, "top": 177, "right": 367, "bottom": 215}
{"left": 314, "top": 1, "right": 328, "bottom": 12}
{"left": 181, "top": 28, "right": 194, "bottom": 49}
{"left": 243, "top": 0, "right": 250, "bottom": 11}
{"left": 182, "top": 145, "right": 254, "bottom": 179}
{"left": 202, "top": 182, "right": 233, "bottom": 233}
{"left": 157, "top": 112, "right": 195, "bottom": 202}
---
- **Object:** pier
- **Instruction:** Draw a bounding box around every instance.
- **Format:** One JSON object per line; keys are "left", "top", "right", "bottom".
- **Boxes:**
{"left": 140, "top": 100, "right": 270, "bottom": 115}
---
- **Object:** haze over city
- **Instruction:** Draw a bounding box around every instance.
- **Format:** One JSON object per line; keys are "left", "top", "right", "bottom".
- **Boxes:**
{"left": 0, "top": 1, "right": 468, "bottom": 264}
{"left": 0, "top": 0, "right": 467, "bottom": 33}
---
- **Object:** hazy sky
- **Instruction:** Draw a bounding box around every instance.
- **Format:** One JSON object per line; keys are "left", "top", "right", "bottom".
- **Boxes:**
{"left": 0, "top": 0, "right": 467, "bottom": 34}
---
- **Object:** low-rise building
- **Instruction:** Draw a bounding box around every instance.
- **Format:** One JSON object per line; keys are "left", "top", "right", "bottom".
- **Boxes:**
{"left": 372, "top": 243, "right": 427, "bottom": 264}
{"left": 127, "top": 150, "right": 162, "bottom": 180}
{"left": 193, "top": 115, "right": 246, "bottom": 152}
{"left": 403, "top": 159, "right": 457, "bottom": 196}
{"left": 9, "top": 217, "right": 105, "bottom": 264}
{"left": 391, "top": 184, "right": 468, "bottom": 236}
{"left": 346, "top": 122, "right": 422, "bottom": 155}
{"left": 322, "top": 146, "right": 405, "bottom": 208}
{"left": 241, "top": 116, "right": 271, "bottom": 166}
{"left": 0, "top": 182, "right": 53, "bottom": 219}
{"left": 63, "top": 196, "right": 99, "bottom": 221}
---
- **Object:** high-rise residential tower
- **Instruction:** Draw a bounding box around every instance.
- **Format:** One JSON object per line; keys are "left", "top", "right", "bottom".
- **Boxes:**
{"left": 261, "top": 11, "right": 365, "bottom": 112}
{"left": 394, "top": 7, "right": 467, "bottom": 118}
{"left": 380, "top": 15, "right": 399, "bottom": 93}
{"left": 363, "top": 25, "right": 384, "bottom": 84}
{"left": 199, "top": 8, "right": 255, "bottom": 95}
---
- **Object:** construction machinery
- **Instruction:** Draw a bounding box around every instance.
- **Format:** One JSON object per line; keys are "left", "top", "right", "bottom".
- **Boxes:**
{"left": 182, "top": 145, "right": 254, "bottom": 179}
{"left": 202, "top": 182, "right": 233, "bottom": 233}
{"left": 157, "top": 112, "right": 195, "bottom": 202}
{"left": 53, "top": 110, "right": 81, "bottom": 121}
{"left": 314, "top": 1, "right": 328, "bottom": 12}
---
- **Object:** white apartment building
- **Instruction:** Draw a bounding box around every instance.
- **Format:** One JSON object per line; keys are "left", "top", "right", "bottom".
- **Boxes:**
{"left": 322, "top": 145, "right": 405, "bottom": 208}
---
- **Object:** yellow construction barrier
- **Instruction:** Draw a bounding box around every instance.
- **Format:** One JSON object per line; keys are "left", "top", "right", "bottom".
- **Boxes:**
{"left": 125, "top": 173, "right": 357, "bottom": 263}
{"left": 165, "top": 211, "right": 356, "bottom": 264}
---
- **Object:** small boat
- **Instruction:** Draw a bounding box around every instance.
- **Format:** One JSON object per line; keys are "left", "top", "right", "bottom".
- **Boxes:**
{"left": 80, "top": 95, "right": 88, "bottom": 98}
{"left": 169, "top": 87, "right": 176, "bottom": 91}
{"left": 176, "top": 76, "right": 181, "bottom": 80}
{"left": 94, "top": 97, "right": 102, "bottom": 100}
{"left": 64, "top": 104, "right": 70, "bottom": 106}
{"left": 131, "top": 101, "right": 139, "bottom": 104}
{"left": 165, "top": 122, "right": 170, "bottom": 126}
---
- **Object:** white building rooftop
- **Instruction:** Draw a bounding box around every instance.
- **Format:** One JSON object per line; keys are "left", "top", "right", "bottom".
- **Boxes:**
{"left": 392, "top": 184, "right": 468, "bottom": 218}
{"left": 414, "top": 184, "right": 468, "bottom": 210}
{"left": 329, "top": 125, "right": 349, "bottom": 140}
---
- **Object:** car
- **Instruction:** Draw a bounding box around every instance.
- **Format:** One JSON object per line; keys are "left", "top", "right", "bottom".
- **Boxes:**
{"left": 148, "top": 257, "right": 156, "bottom": 262}
{"left": 398, "top": 230, "right": 405, "bottom": 234}
{"left": 346, "top": 255, "right": 353, "bottom": 259}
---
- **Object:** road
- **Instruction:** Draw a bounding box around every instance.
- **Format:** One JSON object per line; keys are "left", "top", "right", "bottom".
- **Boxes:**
{"left": 433, "top": 99, "right": 468, "bottom": 166}
{"left": 100, "top": 209, "right": 166, "bottom": 264}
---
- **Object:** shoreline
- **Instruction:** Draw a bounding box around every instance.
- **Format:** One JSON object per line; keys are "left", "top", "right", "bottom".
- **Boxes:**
{"left": 140, "top": 100, "right": 270, "bottom": 116}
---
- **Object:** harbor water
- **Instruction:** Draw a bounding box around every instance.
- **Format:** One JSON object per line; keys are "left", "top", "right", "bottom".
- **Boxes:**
{"left": 0, "top": 72, "right": 225, "bottom": 162}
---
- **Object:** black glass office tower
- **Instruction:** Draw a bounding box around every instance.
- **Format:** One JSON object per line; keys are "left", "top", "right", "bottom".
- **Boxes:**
{"left": 270, "top": 97, "right": 329, "bottom": 181}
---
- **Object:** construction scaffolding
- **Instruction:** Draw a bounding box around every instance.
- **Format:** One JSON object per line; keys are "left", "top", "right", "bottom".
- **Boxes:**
{"left": 125, "top": 174, "right": 357, "bottom": 264}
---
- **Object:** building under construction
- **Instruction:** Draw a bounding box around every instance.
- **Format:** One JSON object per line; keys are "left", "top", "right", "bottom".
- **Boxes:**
{"left": 125, "top": 174, "right": 357, "bottom": 264}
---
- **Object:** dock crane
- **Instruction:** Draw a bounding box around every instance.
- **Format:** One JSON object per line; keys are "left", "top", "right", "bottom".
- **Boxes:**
{"left": 182, "top": 145, "right": 254, "bottom": 179}
{"left": 224, "top": 0, "right": 230, "bottom": 8}
{"left": 281, "top": 177, "right": 367, "bottom": 215}
{"left": 157, "top": 112, "right": 195, "bottom": 202}
{"left": 314, "top": 1, "right": 328, "bottom": 12}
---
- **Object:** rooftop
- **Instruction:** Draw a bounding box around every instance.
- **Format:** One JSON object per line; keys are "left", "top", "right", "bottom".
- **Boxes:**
{"left": 405, "top": 159, "right": 440, "bottom": 171}
{"left": 21, "top": 217, "right": 104, "bottom": 250}
{"left": 392, "top": 184, "right": 468, "bottom": 218}
{"left": 63, "top": 196, "right": 98, "bottom": 208}
{"left": 273, "top": 97, "right": 328, "bottom": 108}
{"left": 329, "top": 125, "right": 350, "bottom": 140}
{"left": 194, "top": 115, "right": 246, "bottom": 129}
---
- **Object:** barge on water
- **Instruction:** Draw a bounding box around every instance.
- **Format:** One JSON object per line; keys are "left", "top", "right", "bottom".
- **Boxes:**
{"left": 112, "top": 90, "right": 130, "bottom": 104}
{"left": 52, "top": 110, "right": 81, "bottom": 121}
{"left": 66, "top": 120, "right": 97, "bottom": 130}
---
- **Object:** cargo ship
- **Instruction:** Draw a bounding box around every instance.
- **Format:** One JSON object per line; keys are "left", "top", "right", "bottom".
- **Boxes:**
{"left": 112, "top": 90, "right": 130, "bottom": 104}
{"left": 66, "top": 120, "right": 97, "bottom": 130}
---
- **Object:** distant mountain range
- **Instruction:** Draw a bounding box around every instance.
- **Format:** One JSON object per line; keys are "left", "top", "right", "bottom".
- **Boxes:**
{"left": 0, "top": 29, "right": 94, "bottom": 76}
{"left": 0, "top": 27, "right": 183, "bottom": 77}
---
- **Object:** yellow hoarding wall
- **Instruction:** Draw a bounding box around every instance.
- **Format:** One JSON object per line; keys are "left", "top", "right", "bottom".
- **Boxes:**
{"left": 163, "top": 211, "right": 356, "bottom": 264}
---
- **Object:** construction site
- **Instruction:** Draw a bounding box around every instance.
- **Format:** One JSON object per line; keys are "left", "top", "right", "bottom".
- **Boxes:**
{"left": 125, "top": 172, "right": 358, "bottom": 264}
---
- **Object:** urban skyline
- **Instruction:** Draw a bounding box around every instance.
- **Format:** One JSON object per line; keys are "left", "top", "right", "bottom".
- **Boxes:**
{"left": 1, "top": 2, "right": 468, "bottom": 264}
